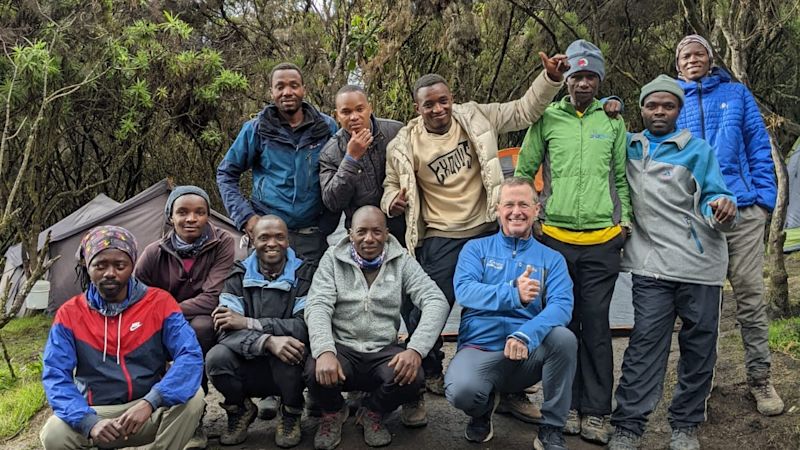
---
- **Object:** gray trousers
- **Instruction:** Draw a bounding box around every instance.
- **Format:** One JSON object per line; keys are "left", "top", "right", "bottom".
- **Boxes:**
{"left": 444, "top": 326, "right": 577, "bottom": 428}
{"left": 39, "top": 389, "right": 205, "bottom": 450}
{"left": 611, "top": 276, "right": 721, "bottom": 436}
{"left": 726, "top": 205, "right": 772, "bottom": 383}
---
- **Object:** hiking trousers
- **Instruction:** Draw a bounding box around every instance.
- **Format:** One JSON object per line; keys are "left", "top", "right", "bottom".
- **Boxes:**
{"left": 40, "top": 388, "right": 204, "bottom": 450}
{"left": 611, "top": 275, "right": 721, "bottom": 436}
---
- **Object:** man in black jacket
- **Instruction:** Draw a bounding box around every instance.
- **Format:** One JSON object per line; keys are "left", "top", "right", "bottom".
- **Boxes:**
{"left": 319, "top": 85, "right": 405, "bottom": 245}
{"left": 206, "top": 215, "right": 315, "bottom": 448}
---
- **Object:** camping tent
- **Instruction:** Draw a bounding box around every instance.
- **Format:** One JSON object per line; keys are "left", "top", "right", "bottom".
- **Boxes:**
{"left": 2, "top": 179, "right": 247, "bottom": 315}
{"left": 785, "top": 151, "right": 800, "bottom": 253}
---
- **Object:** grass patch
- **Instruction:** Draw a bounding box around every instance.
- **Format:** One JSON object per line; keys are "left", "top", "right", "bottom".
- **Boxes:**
{"left": 768, "top": 316, "right": 800, "bottom": 360}
{"left": 0, "top": 314, "right": 51, "bottom": 441}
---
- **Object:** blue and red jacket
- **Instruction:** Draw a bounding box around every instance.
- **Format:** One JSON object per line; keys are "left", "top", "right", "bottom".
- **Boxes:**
{"left": 42, "top": 279, "right": 203, "bottom": 436}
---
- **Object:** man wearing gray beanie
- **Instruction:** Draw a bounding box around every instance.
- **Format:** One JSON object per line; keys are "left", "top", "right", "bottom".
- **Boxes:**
{"left": 515, "top": 38, "right": 631, "bottom": 446}
{"left": 608, "top": 75, "right": 736, "bottom": 450}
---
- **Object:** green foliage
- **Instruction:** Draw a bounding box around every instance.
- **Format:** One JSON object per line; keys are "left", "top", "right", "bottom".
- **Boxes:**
{"left": 769, "top": 317, "right": 800, "bottom": 359}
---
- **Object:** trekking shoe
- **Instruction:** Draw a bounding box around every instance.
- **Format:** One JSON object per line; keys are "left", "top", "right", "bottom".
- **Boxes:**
{"left": 533, "top": 425, "right": 567, "bottom": 450}
{"left": 400, "top": 395, "right": 428, "bottom": 428}
{"left": 669, "top": 426, "right": 700, "bottom": 450}
{"left": 563, "top": 409, "right": 580, "bottom": 435}
{"left": 346, "top": 391, "right": 365, "bottom": 415}
{"left": 257, "top": 395, "right": 280, "bottom": 420}
{"left": 464, "top": 393, "right": 500, "bottom": 443}
{"left": 275, "top": 406, "right": 302, "bottom": 448}
{"left": 314, "top": 404, "right": 349, "bottom": 450}
{"left": 580, "top": 414, "right": 611, "bottom": 444}
{"left": 425, "top": 373, "right": 445, "bottom": 395}
{"left": 607, "top": 427, "right": 642, "bottom": 450}
{"left": 355, "top": 407, "right": 392, "bottom": 447}
{"left": 219, "top": 398, "right": 257, "bottom": 445}
{"left": 750, "top": 381, "right": 785, "bottom": 416}
{"left": 496, "top": 392, "right": 542, "bottom": 423}
{"left": 183, "top": 423, "right": 207, "bottom": 449}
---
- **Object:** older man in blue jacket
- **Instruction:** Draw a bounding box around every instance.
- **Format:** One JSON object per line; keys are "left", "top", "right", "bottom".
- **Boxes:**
{"left": 217, "top": 62, "right": 337, "bottom": 263}
{"left": 674, "top": 35, "right": 782, "bottom": 416}
{"left": 446, "top": 177, "right": 576, "bottom": 450}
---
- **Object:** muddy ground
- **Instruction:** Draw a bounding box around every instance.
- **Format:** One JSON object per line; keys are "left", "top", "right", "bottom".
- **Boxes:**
{"left": 8, "top": 290, "right": 800, "bottom": 450}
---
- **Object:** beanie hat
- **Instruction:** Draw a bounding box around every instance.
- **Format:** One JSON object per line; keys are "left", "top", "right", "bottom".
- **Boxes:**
{"left": 675, "top": 34, "right": 714, "bottom": 75}
{"left": 79, "top": 225, "right": 138, "bottom": 267}
{"left": 564, "top": 39, "right": 606, "bottom": 81}
{"left": 639, "top": 74, "right": 685, "bottom": 106}
{"left": 165, "top": 185, "right": 211, "bottom": 221}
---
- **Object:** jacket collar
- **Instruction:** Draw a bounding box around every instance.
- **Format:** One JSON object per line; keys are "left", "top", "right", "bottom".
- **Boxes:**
{"left": 256, "top": 102, "right": 331, "bottom": 143}
{"left": 160, "top": 225, "right": 220, "bottom": 259}
{"left": 333, "top": 234, "right": 404, "bottom": 267}
{"left": 553, "top": 96, "right": 604, "bottom": 115}
{"left": 630, "top": 129, "right": 692, "bottom": 150}
{"left": 241, "top": 247, "right": 302, "bottom": 291}
{"left": 495, "top": 228, "right": 536, "bottom": 251}
{"left": 678, "top": 66, "right": 731, "bottom": 94}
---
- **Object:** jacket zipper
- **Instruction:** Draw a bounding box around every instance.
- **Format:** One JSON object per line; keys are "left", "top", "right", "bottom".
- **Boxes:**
{"left": 684, "top": 216, "right": 705, "bottom": 253}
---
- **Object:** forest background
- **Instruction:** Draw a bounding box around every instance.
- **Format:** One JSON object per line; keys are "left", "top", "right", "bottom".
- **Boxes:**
{"left": 2, "top": 0, "right": 800, "bottom": 318}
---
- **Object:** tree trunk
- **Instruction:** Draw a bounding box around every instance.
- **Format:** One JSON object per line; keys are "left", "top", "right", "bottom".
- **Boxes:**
{"left": 765, "top": 134, "right": 795, "bottom": 317}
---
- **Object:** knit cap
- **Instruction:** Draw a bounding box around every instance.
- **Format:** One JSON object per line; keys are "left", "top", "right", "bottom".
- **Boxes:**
{"left": 165, "top": 185, "right": 211, "bottom": 221}
{"left": 564, "top": 39, "right": 605, "bottom": 81}
{"left": 639, "top": 74, "right": 685, "bottom": 106}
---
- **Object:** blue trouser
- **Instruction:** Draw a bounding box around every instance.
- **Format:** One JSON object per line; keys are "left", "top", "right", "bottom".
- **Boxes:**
{"left": 611, "top": 275, "right": 721, "bottom": 436}
{"left": 444, "top": 326, "right": 577, "bottom": 428}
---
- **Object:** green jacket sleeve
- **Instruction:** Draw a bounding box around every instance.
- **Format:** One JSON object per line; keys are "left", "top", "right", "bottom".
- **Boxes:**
{"left": 612, "top": 119, "right": 632, "bottom": 224}
{"left": 514, "top": 120, "right": 546, "bottom": 182}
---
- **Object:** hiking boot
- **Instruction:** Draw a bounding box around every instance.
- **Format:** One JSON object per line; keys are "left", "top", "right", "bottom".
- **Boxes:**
{"left": 580, "top": 414, "right": 611, "bottom": 444}
{"left": 496, "top": 392, "right": 542, "bottom": 423}
{"left": 346, "top": 391, "right": 365, "bottom": 415}
{"left": 563, "top": 409, "right": 580, "bottom": 435}
{"left": 464, "top": 393, "right": 500, "bottom": 443}
{"left": 355, "top": 407, "right": 392, "bottom": 447}
{"left": 749, "top": 380, "right": 785, "bottom": 416}
{"left": 400, "top": 395, "right": 428, "bottom": 428}
{"left": 425, "top": 373, "right": 445, "bottom": 396}
{"left": 669, "top": 427, "right": 700, "bottom": 450}
{"left": 275, "top": 406, "right": 302, "bottom": 448}
{"left": 257, "top": 395, "right": 280, "bottom": 420}
{"left": 183, "top": 423, "right": 207, "bottom": 449}
{"left": 607, "top": 427, "right": 642, "bottom": 450}
{"left": 219, "top": 398, "right": 257, "bottom": 445}
{"left": 314, "top": 404, "right": 349, "bottom": 450}
{"left": 533, "top": 425, "right": 567, "bottom": 450}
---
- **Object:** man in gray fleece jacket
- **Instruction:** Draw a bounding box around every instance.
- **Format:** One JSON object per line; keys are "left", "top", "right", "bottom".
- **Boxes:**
{"left": 304, "top": 206, "right": 449, "bottom": 449}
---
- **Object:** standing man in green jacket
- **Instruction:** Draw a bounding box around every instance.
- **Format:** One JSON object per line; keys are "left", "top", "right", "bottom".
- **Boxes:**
{"left": 515, "top": 39, "right": 631, "bottom": 446}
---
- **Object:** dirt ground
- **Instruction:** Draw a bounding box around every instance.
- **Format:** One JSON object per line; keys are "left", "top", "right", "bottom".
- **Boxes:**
{"left": 7, "top": 292, "right": 800, "bottom": 450}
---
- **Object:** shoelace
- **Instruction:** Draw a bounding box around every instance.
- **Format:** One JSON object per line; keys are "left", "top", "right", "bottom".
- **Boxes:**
{"left": 317, "top": 413, "right": 339, "bottom": 437}
{"left": 361, "top": 410, "right": 384, "bottom": 432}
{"left": 541, "top": 427, "right": 565, "bottom": 445}
{"left": 509, "top": 392, "right": 531, "bottom": 402}
{"left": 753, "top": 384, "right": 772, "bottom": 397}
{"left": 280, "top": 414, "right": 299, "bottom": 431}
{"left": 585, "top": 415, "right": 605, "bottom": 428}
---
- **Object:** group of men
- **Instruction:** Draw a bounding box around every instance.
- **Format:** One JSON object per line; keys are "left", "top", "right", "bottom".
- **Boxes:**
{"left": 40, "top": 33, "right": 782, "bottom": 450}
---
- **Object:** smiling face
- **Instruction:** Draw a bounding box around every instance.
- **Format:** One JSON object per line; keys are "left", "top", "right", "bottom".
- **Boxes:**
{"left": 677, "top": 42, "right": 711, "bottom": 81}
{"left": 566, "top": 71, "right": 600, "bottom": 111}
{"left": 170, "top": 194, "right": 209, "bottom": 243}
{"left": 415, "top": 82, "right": 454, "bottom": 135}
{"left": 336, "top": 90, "right": 373, "bottom": 134}
{"left": 350, "top": 207, "right": 388, "bottom": 261}
{"left": 497, "top": 183, "right": 540, "bottom": 239}
{"left": 253, "top": 217, "right": 289, "bottom": 268}
{"left": 641, "top": 92, "right": 681, "bottom": 136}
{"left": 271, "top": 69, "right": 305, "bottom": 116}
{"left": 87, "top": 249, "right": 134, "bottom": 302}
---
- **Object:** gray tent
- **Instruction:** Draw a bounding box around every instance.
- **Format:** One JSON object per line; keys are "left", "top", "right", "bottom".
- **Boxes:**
{"left": 785, "top": 151, "right": 800, "bottom": 253}
{"left": 2, "top": 179, "right": 246, "bottom": 314}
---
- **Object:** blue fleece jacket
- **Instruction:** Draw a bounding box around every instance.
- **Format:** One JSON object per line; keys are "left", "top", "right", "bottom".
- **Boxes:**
{"left": 677, "top": 68, "right": 776, "bottom": 210}
{"left": 453, "top": 230, "right": 573, "bottom": 353}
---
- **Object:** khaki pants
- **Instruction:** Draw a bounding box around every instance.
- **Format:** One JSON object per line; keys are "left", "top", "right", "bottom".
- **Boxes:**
{"left": 726, "top": 205, "right": 772, "bottom": 382}
{"left": 39, "top": 389, "right": 204, "bottom": 450}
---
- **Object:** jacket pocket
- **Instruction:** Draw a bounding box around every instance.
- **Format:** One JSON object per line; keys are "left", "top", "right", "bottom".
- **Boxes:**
{"left": 684, "top": 216, "right": 704, "bottom": 254}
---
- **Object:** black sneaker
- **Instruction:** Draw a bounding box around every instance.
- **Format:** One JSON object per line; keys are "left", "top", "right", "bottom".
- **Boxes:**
{"left": 534, "top": 425, "right": 567, "bottom": 450}
{"left": 464, "top": 394, "right": 500, "bottom": 443}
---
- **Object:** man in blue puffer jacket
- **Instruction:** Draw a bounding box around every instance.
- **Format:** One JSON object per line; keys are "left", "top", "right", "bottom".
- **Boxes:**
{"left": 446, "top": 177, "right": 576, "bottom": 450}
{"left": 217, "top": 62, "right": 338, "bottom": 263}
{"left": 675, "top": 34, "right": 783, "bottom": 416}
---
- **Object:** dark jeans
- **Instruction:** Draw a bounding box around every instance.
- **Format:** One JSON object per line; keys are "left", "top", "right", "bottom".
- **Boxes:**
{"left": 406, "top": 228, "right": 496, "bottom": 377}
{"left": 289, "top": 228, "right": 328, "bottom": 264}
{"left": 205, "top": 344, "right": 305, "bottom": 408}
{"left": 303, "top": 343, "right": 423, "bottom": 414}
{"left": 541, "top": 233, "right": 623, "bottom": 416}
{"left": 188, "top": 315, "right": 215, "bottom": 393}
{"left": 612, "top": 275, "right": 721, "bottom": 436}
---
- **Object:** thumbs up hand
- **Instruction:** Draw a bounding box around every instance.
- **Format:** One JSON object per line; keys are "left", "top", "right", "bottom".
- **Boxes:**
{"left": 390, "top": 187, "right": 408, "bottom": 216}
{"left": 517, "top": 265, "right": 540, "bottom": 305}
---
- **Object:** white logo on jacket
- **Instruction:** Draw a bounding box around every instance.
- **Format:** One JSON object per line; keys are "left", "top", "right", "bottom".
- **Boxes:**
{"left": 129, "top": 322, "right": 142, "bottom": 332}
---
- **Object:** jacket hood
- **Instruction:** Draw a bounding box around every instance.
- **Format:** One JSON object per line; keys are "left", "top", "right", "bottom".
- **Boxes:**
{"left": 332, "top": 233, "right": 405, "bottom": 265}
{"left": 86, "top": 276, "right": 148, "bottom": 315}
{"left": 235, "top": 247, "right": 303, "bottom": 292}
{"left": 678, "top": 67, "right": 732, "bottom": 94}
{"left": 257, "top": 102, "right": 331, "bottom": 143}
